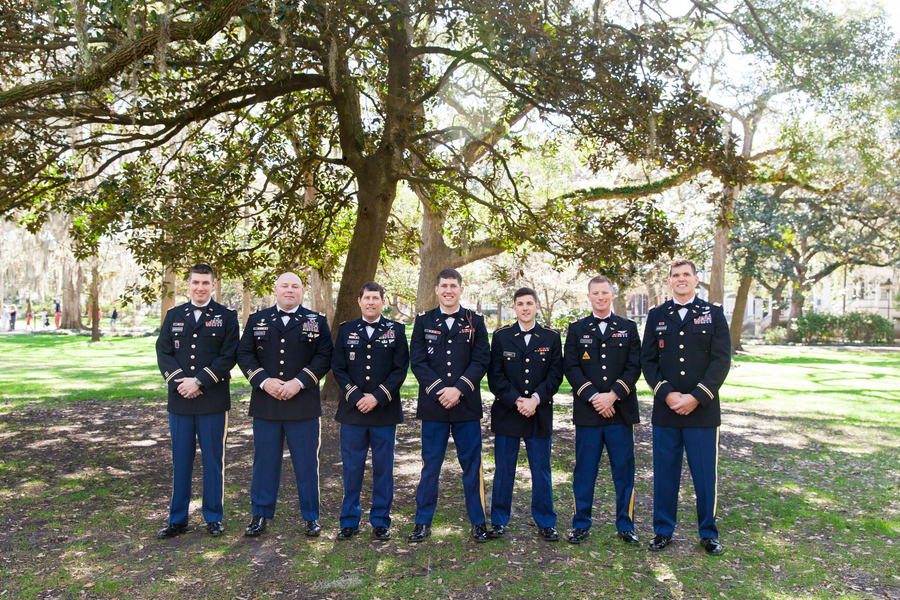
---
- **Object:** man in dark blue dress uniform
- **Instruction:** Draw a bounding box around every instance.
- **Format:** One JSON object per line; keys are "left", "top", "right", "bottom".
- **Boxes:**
{"left": 156, "top": 264, "right": 239, "bottom": 538}
{"left": 487, "top": 287, "right": 563, "bottom": 541}
{"left": 640, "top": 259, "right": 731, "bottom": 555}
{"left": 408, "top": 268, "right": 491, "bottom": 543}
{"left": 331, "top": 282, "right": 409, "bottom": 541}
{"left": 564, "top": 276, "right": 642, "bottom": 545}
{"left": 237, "top": 272, "right": 334, "bottom": 538}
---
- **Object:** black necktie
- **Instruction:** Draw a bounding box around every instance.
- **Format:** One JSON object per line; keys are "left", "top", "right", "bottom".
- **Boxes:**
{"left": 593, "top": 316, "right": 610, "bottom": 326}
{"left": 190, "top": 304, "right": 204, "bottom": 312}
{"left": 278, "top": 310, "right": 292, "bottom": 318}
{"left": 443, "top": 311, "right": 460, "bottom": 321}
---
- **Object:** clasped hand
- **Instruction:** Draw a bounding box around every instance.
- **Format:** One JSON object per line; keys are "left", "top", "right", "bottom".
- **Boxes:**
{"left": 515, "top": 396, "right": 539, "bottom": 417}
{"left": 263, "top": 378, "right": 302, "bottom": 400}
{"left": 590, "top": 391, "right": 618, "bottom": 418}
{"left": 174, "top": 378, "right": 202, "bottom": 399}
{"left": 436, "top": 386, "right": 462, "bottom": 409}
{"left": 665, "top": 392, "right": 699, "bottom": 415}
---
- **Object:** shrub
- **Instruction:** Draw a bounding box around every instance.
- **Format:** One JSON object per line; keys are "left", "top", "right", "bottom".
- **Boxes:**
{"left": 838, "top": 312, "right": 894, "bottom": 344}
{"left": 764, "top": 326, "right": 788, "bottom": 343}
{"left": 792, "top": 312, "right": 839, "bottom": 344}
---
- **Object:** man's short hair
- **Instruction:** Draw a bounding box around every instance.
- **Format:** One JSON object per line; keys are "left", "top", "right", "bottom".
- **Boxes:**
{"left": 436, "top": 268, "right": 463, "bottom": 286}
{"left": 188, "top": 264, "right": 215, "bottom": 280}
{"left": 359, "top": 281, "right": 385, "bottom": 299}
{"left": 669, "top": 259, "right": 697, "bottom": 276}
{"left": 513, "top": 287, "right": 538, "bottom": 303}
{"left": 587, "top": 275, "right": 613, "bottom": 291}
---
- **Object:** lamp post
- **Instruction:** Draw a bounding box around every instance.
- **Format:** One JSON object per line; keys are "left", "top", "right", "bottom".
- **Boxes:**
{"left": 881, "top": 279, "right": 894, "bottom": 322}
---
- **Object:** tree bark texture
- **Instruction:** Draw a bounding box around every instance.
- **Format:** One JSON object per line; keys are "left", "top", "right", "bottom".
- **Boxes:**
{"left": 729, "top": 273, "right": 753, "bottom": 351}
{"left": 309, "top": 271, "right": 335, "bottom": 329}
{"left": 90, "top": 261, "right": 100, "bottom": 342}
{"left": 160, "top": 264, "right": 177, "bottom": 325}
{"left": 60, "top": 262, "right": 83, "bottom": 329}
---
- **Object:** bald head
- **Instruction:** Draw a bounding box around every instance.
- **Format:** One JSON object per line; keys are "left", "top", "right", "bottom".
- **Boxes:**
{"left": 274, "top": 272, "right": 304, "bottom": 310}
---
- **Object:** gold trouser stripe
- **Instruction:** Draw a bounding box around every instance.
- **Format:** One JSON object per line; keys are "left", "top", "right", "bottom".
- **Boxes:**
{"left": 478, "top": 458, "right": 487, "bottom": 520}
{"left": 698, "top": 383, "right": 714, "bottom": 400}
{"left": 220, "top": 411, "right": 229, "bottom": 510}
{"left": 165, "top": 368, "right": 183, "bottom": 383}
{"left": 303, "top": 368, "right": 318, "bottom": 385}
{"left": 713, "top": 426, "right": 720, "bottom": 517}
{"left": 204, "top": 367, "right": 219, "bottom": 384}
{"left": 577, "top": 382, "right": 591, "bottom": 396}
{"left": 627, "top": 424, "right": 635, "bottom": 520}
{"left": 460, "top": 376, "right": 475, "bottom": 392}
{"left": 379, "top": 384, "right": 392, "bottom": 402}
{"left": 616, "top": 379, "right": 631, "bottom": 395}
{"left": 316, "top": 417, "right": 322, "bottom": 500}
{"left": 426, "top": 379, "right": 442, "bottom": 394}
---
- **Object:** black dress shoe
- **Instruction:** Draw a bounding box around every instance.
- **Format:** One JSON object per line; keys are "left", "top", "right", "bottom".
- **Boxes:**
{"left": 471, "top": 523, "right": 490, "bottom": 543}
{"left": 487, "top": 524, "right": 505, "bottom": 539}
{"left": 648, "top": 534, "right": 671, "bottom": 551}
{"left": 539, "top": 527, "right": 559, "bottom": 542}
{"left": 407, "top": 524, "right": 431, "bottom": 543}
{"left": 617, "top": 530, "right": 639, "bottom": 545}
{"left": 567, "top": 528, "right": 589, "bottom": 544}
{"left": 157, "top": 523, "right": 189, "bottom": 539}
{"left": 206, "top": 522, "right": 224, "bottom": 537}
{"left": 701, "top": 537, "right": 724, "bottom": 555}
{"left": 305, "top": 520, "right": 321, "bottom": 537}
{"left": 244, "top": 516, "right": 267, "bottom": 537}
{"left": 336, "top": 526, "right": 359, "bottom": 540}
{"left": 373, "top": 526, "right": 391, "bottom": 540}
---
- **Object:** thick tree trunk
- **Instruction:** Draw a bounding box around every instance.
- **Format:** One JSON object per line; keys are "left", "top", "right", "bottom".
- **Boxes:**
{"left": 60, "top": 262, "right": 84, "bottom": 329}
{"left": 309, "top": 271, "right": 335, "bottom": 328}
{"left": 785, "top": 282, "right": 806, "bottom": 343}
{"left": 241, "top": 286, "right": 251, "bottom": 328}
{"left": 709, "top": 185, "right": 738, "bottom": 305}
{"left": 90, "top": 261, "right": 100, "bottom": 342}
{"left": 730, "top": 273, "right": 753, "bottom": 351}
{"left": 613, "top": 295, "right": 627, "bottom": 317}
{"left": 160, "top": 264, "right": 177, "bottom": 325}
{"left": 215, "top": 278, "right": 222, "bottom": 305}
{"left": 414, "top": 191, "right": 504, "bottom": 312}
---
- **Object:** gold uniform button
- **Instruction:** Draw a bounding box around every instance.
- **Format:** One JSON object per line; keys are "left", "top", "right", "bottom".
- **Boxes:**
{"left": 281, "top": 339, "right": 285, "bottom": 343}
{"left": 448, "top": 340, "right": 453, "bottom": 344}
{"left": 680, "top": 358, "right": 685, "bottom": 362}
{"left": 525, "top": 369, "right": 529, "bottom": 373}
{"left": 366, "top": 376, "right": 370, "bottom": 380}
{"left": 367, "top": 355, "right": 371, "bottom": 359}
{"left": 680, "top": 331, "right": 684, "bottom": 336}
{"left": 525, "top": 380, "right": 530, "bottom": 384}
{"left": 447, "top": 362, "right": 452, "bottom": 366}
{"left": 190, "top": 355, "right": 195, "bottom": 359}
{"left": 447, "top": 350, "right": 451, "bottom": 354}
{"left": 601, "top": 343, "right": 606, "bottom": 348}
{"left": 366, "top": 366, "right": 371, "bottom": 370}
{"left": 447, "top": 373, "right": 452, "bottom": 377}
{"left": 280, "top": 360, "right": 284, "bottom": 364}
{"left": 193, "top": 334, "right": 197, "bottom": 338}
{"left": 191, "top": 344, "right": 196, "bottom": 349}
{"left": 679, "top": 344, "right": 684, "bottom": 349}
{"left": 702, "top": 330, "right": 707, "bottom": 334}
{"left": 190, "top": 366, "right": 196, "bottom": 370}
{"left": 603, "top": 377, "right": 608, "bottom": 381}
{"left": 279, "top": 372, "right": 284, "bottom": 376}
{"left": 602, "top": 365, "right": 606, "bottom": 369}
{"left": 526, "top": 358, "right": 530, "bottom": 363}
{"left": 212, "top": 333, "right": 215, "bottom": 336}
{"left": 680, "top": 371, "right": 686, "bottom": 375}
{"left": 280, "top": 350, "right": 285, "bottom": 354}
{"left": 367, "top": 344, "right": 372, "bottom": 348}
{"left": 524, "top": 390, "right": 529, "bottom": 394}
{"left": 602, "top": 354, "right": 606, "bottom": 358}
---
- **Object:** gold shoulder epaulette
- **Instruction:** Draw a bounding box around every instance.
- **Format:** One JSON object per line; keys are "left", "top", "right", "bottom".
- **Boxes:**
{"left": 713, "top": 302, "right": 722, "bottom": 307}
{"left": 340, "top": 320, "right": 347, "bottom": 325}
{"left": 319, "top": 311, "right": 326, "bottom": 316}
{"left": 476, "top": 311, "right": 483, "bottom": 316}
{"left": 418, "top": 311, "right": 425, "bottom": 316}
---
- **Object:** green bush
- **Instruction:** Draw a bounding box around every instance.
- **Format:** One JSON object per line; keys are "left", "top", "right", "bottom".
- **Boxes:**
{"left": 792, "top": 312, "right": 894, "bottom": 344}
{"left": 763, "top": 326, "right": 788, "bottom": 343}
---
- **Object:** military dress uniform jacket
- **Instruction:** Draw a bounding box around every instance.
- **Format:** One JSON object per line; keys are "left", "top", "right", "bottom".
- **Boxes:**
{"left": 331, "top": 317, "right": 409, "bottom": 427}
{"left": 410, "top": 307, "right": 490, "bottom": 423}
{"left": 640, "top": 298, "right": 731, "bottom": 428}
{"left": 487, "top": 323, "right": 563, "bottom": 439}
{"left": 237, "top": 305, "right": 334, "bottom": 421}
{"left": 564, "top": 314, "right": 642, "bottom": 427}
{"left": 157, "top": 300, "right": 239, "bottom": 415}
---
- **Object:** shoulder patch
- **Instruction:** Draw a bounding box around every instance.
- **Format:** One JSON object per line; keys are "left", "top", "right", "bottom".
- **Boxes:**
{"left": 713, "top": 302, "right": 722, "bottom": 307}
{"left": 319, "top": 311, "right": 326, "bottom": 316}
{"left": 476, "top": 311, "right": 483, "bottom": 317}
{"left": 418, "top": 311, "right": 425, "bottom": 316}
{"left": 570, "top": 318, "right": 578, "bottom": 323}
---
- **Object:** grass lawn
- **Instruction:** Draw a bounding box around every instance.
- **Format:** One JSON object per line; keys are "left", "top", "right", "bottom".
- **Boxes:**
{"left": 0, "top": 335, "right": 898, "bottom": 599}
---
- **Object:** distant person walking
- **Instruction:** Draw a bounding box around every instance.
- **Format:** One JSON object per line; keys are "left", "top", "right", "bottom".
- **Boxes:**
{"left": 54, "top": 301, "right": 61, "bottom": 329}
{"left": 26, "top": 310, "right": 33, "bottom": 331}
{"left": 41, "top": 309, "right": 49, "bottom": 329}
{"left": 110, "top": 308, "right": 118, "bottom": 330}
{"left": 8, "top": 304, "right": 16, "bottom": 331}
